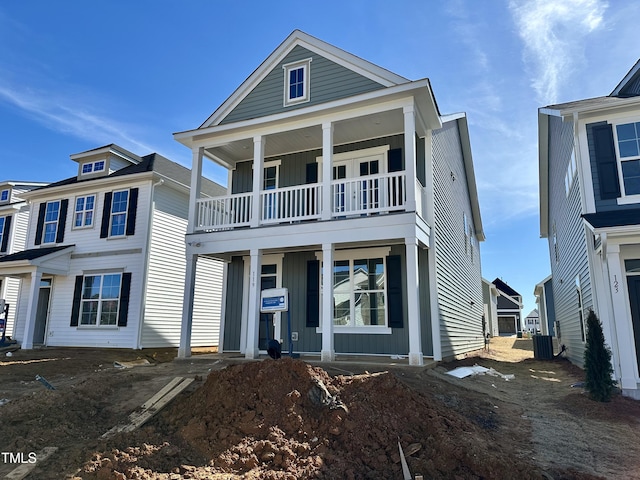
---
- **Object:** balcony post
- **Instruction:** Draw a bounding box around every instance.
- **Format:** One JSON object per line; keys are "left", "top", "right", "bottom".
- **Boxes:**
{"left": 405, "top": 237, "right": 423, "bottom": 366}
{"left": 322, "top": 122, "right": 333, "bottom": 220}
{"left": 178, "top": 253, "right": 198, "bottom": 358}
{"left": 251, "top": 136, "right": 265, "bottom": 227}
{"left": 187, "top": 147, "right": 204, "bottom": 233}
{"left": 403, "top": 105, "right": 417, "bottom": 212}
{"left": 321, "top": 242, "right": 335, "bottom": 361}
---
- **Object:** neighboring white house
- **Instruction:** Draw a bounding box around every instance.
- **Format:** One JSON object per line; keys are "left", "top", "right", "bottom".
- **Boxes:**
{"left": 0, "top": 144, "right": 226, "bottom": 349}
{"left": 175, "top": 30, "right": 485, "bottom": 365}
{"left": 539, "top": 59, "right": 640, "bottom": 399}
{"left": 523, "top": 309, "right": 540, "bottom": 334}
{"left": 0, "top": 181, "right": 48, "bottom": 337}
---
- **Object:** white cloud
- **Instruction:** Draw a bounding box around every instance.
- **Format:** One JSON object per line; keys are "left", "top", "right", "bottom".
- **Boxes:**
{"left": 510, "top": 0, "right": 608, "bottom": 104}
{"left": 0, "top": 82, "right": 154, "bottom": 154}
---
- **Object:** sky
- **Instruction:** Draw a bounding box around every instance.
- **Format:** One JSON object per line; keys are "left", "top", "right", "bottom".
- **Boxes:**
{"left": 0, "top": 0, "right": 638, "bottom": 320}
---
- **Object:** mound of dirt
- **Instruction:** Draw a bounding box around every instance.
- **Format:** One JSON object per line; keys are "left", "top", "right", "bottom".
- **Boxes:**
{"left": 77, "top": 357, "right": 549, "bottom": 479}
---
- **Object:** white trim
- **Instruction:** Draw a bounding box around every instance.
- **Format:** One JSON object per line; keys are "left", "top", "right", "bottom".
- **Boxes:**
{"left": 71, "top": 193, "right": 97, "bottom": 230}
{"left": 283, "top": 58, "right": 311, "bottom": 107}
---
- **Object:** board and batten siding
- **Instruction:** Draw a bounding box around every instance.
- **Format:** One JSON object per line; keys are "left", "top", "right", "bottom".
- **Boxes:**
{"left": 143, "top": 184, "right": 222, "bottom": 348}
{"left": 547, "top": 115, "right": 593, "bottom": 366}
{"left": 432, "top": 120, "right": 484, "bottom": 359}
{"left": 220, "top": 45, "right": 385, "bottom": 125}
{"left": 222, "top": 256, "right": 244, "bottom": 351}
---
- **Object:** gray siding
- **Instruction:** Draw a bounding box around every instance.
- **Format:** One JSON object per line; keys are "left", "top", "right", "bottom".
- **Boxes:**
{"left": 547, "top": 115, "right": 593, "bottom": 366}
{"left": 419, "top": 246, "right": 433, "bottom": 356}
{"left": 231, "top": 135, "right": 405, "bottom": 191}
{"left": 223, "top": 256, "right": 244, "bottom": 351}
{"left": 544, "top": 279, "right": 556, "bottom": 335}
{"left": 619, "top": 76, "right": 640, "bottom": 97}
{"left": 432, "top": 120, "right": 484, "bottom": 358}
{"left": 221, "top": 46, "right": 386, "bottom": 125}
{"left": 587, "top": 121, "right": 637, "bottom": 212}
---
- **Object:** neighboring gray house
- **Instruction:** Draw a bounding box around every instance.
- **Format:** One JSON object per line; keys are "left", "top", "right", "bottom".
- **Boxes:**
{"left": 0, "top": 181, "right": 48, "bottom": 337}
{"left": 0, "top": 145, "right": 225, "bottom": 350}
{"left": 492, "top": 278, "right": 523, "bottom": 336}
{"left": 175, "top": 30, "right": 485, "bottom": 364}
{"left": 534, "top": 275, "right": 555, "bottom": 336}
{"left": 539, "top": 59, "right": 640, "bottom": 398}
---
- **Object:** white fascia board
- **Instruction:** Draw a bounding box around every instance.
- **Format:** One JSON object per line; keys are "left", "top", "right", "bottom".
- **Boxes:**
{"left": 450, "top": 113, "right": 484, "bottom": 241}
{"left": 21, "top": 171, "right": 153, "bottom": 201}
{"left": 200, "top": 30, "right": 409, "bottom": 128}
{"left": 538, "top": 111, "right": 551, "bottom": 238}
{"left": 176, "top": 81, "right": 435, "bottom": 148}
{"left": 70, "top": 144, "right": 142, "bottom": 163}
{"left": 611, "top": 59, "right": 640, "bottom": 96}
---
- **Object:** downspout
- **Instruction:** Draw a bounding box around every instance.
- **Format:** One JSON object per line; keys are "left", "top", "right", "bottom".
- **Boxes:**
{"left": 136, "top": 178, "right": 164, "bottom": 349}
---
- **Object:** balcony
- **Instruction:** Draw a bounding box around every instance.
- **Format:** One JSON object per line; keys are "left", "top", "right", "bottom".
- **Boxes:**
{"left": 195, "top": 171, "right": 408, "bottom": 232}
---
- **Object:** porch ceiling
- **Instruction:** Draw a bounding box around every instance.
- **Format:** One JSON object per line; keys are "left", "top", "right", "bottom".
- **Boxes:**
{"left": 205, "top": 109, "right": 404, "bottom": 167}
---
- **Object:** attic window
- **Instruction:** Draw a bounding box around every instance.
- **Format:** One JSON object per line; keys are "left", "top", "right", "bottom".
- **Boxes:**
{"left": 81, "top": 160, "right": 106, "bottom": 175}
{"left": 283, "top": 58, "right": 311, "bottom": 106}
{"left": 0, "top": 189, "right": 8, "bottom": 202}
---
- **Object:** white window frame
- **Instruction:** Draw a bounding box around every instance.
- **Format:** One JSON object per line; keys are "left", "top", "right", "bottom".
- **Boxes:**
{"left": 315, "top": 247, "right": 392, "bottom": 334}
{"left": 79, "top": 272, "right": 122, "bottom": 327}
{"left": 0, "top": 216, "right": 6, "bottom": 248}
{"left": 109, "top": 189, "right": 129, "bottom": 237}
{"left": 283, "top": 58, "right": 311, "bottom": 107}
{"left": 565, "top": 151, "right": 577, "bottom": 197}
{"left": 73, "top": 194, "right": 96, "bottom": 229}
{"left": 42, "top": 200, "right": 60, "bottom": 244}
{"left": 612, "top": 118, "right": 640, "bottom": 203}
{"left": 80, "top": 160, "right": 107, "bottom": 176}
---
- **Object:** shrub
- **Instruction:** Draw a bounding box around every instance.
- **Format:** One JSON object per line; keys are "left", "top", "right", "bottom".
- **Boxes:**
{"left": 583, "top": 309, "right": 616, "bottom": 402}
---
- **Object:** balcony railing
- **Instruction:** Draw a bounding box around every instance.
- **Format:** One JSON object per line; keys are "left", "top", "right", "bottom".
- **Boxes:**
{"left": 195, "top": 171, "right": 407, "bottom": 231}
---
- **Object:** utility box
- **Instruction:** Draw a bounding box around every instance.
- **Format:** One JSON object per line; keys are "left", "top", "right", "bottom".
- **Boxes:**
{"left": 532, "top": 335, "right": 554, "bottom": 360}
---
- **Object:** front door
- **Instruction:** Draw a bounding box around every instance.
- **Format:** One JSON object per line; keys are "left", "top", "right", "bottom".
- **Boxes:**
{"left": 258, "top": 264, "right": 279, "bottom": 350}
{"left": 34, "top": 278, "right": 52, "bottom": 344}
{"left": 333, "top": 157, "right": 382, "bottom": 214}
{"left": 626, "top": 275, "right": 640, "bottom": 373}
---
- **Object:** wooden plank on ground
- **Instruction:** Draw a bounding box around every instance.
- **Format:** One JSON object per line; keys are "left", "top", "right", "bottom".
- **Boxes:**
{"left": 5, "top": 447, "right": 58, "bottom": 480}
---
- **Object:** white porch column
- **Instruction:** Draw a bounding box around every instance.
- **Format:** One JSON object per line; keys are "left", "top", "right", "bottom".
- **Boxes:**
{"left": 606, "top": 244, "right": 637, "bottom": 389}
{"left": 251, "top": 136, "right": 265, "bottom": 228}
{"left": 322, "top": 122, "right": 333, "bottom": 221}
{"left": 178, "top": 253, "right": 198, "bottom": 358}
{"left": 187, "top": 147, "right": 204, "bottom": 233}
{"left": 21, "top": 270, "right": 43, "bottom": 350}
{"left": 405, "top": 237, "right": 423, "bottom": 366}
{"left": 321, "top": 242, "right": 335, "bottom": 361}
{"left": 403, "top": 105, "right": 417, "bottom": 212}
{"left": 245, "top": 249, "right": 262, "bottom": 359}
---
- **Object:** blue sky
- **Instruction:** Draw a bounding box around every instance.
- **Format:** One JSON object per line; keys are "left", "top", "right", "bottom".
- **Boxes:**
{"left": 0, "top": 0, "right": 637, "bottom": 319}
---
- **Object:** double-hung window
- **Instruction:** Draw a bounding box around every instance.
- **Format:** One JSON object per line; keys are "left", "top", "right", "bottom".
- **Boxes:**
{"left": 80, "top": 273, "right": 122, "bottom": 326}
{"left": 110, "top": 190, "right": 129, "bottom": 237}
{"left": 614, "top": 121, "right": 640, "bottom": 197}
{"left": 43, "top": 201, "right": 60, "bottom": 244}
{"left": 0, "top": 216, "right": 6, "bottom": 252}
{"left": 283, "top": 59, "right": 311, "bottom": 106}
{"left": 333, "top": 256, "right": 386, "bottom": 328}
{"left": 74, "top": 195, "right": 95, "bottom": 228}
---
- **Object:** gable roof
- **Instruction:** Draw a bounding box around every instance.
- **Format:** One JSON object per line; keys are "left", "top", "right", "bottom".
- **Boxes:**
{"left": 492, "top": 278, "right": 521, "bottom": 297}
{"left": 201, "top": 30, "right": 411, "bottom": 128}
{"left": 0, "top": 245, "right": 74, "bottom": 263}
{"left": 611, "top": 58, "right": 640, "bottom": 97}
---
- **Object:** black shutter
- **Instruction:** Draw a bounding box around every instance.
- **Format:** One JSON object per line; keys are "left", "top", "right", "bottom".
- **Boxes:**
{"left": 125, "top": 188, "right": 138, "bottom": 236}
{"left": 34, "top": 203, "right": 46, "bottom": 245}
{"left": 305, "top": 163, "right": 318, "bottom": 184}
{"left": 386, "top": 255, "right": 404, "bottom": 328}
{"left": 1, "top": 215, "right": 12, "bottom": 252}
{"left": 70, "top": 275, "right": 83, "bottom": 326}
{"left": 593, "top": 124, "right": 621, "bottom": 200}
{"left": 388, "top": 148, "right": 403, "bottom": 172}
{"left": 55, "top": 199, "right": 68, "bottom": 244}
{"left": 118, "top": 272, "right": 132, "bottom": 327}
{"left": 306, "top": 260, "right": 320, "bottom": 328}
{"left": 100, "top": 192, "right": 113, "bottom": 238}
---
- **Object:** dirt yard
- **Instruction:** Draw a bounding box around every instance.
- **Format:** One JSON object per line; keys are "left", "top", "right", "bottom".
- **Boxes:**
{"left": 1, "top": 337, "right": 639, "bottom": 479}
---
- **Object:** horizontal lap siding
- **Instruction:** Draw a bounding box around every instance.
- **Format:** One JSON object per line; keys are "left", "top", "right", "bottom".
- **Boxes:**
{"left": 3, "top": 207, "right": 29, "bottom": 335}
{"left": 221, "top": 46, "right": 385, "bottom": 125}
{"left": 548, "top": 116, "right": 593, "bottom": 366}
{"left": 192, "top": 256, "right": 224, "bottom": 347}
{"left": 432, "top": 121, "right": 484, "bottom": 359}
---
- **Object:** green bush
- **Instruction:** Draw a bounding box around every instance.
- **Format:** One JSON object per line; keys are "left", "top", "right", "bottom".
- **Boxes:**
{"left": 583, "top": 309, "right": 616, "bottom": 402}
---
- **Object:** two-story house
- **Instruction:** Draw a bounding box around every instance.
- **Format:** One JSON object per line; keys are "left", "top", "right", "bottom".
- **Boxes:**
{"left": 175, "top": 30, "right": 485, "bottom": 365}
{"left": 539, "top": 59, "right": 640, "bottom": 398}
{"left": 0, "top": 144, "right": 225, "bottom": 350}
{"left": 491, "top": 278, "right": 523, "bottom": 336}
{"left": 0, "top": 181, "right": 48, "bottom": 338}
